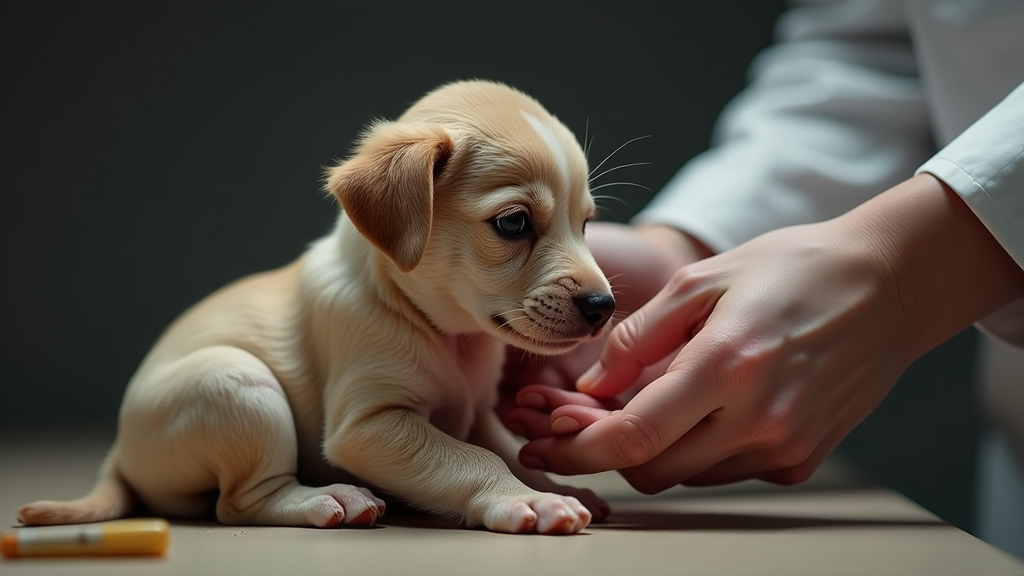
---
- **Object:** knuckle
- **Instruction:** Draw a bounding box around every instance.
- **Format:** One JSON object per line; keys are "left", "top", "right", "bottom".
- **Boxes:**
{"left": 612, "top": 413, "right": 662, "bottom": 468}
{"left": 745, "top": 413, "right": 793, "bottom": 449}
{"left": 702, "top": 334, "right": 779, "bottom": 399}
{"left": 606, "top": 319, "right": 642, "bottom": 358}
{"left": 664, "top": 266, "right": 701, "bottom": 297}
{"left": 722, "top": 346, "right": 771, "bottom": 393}
{"left": 700, "top": 334, "right": 739, "bottom": 363}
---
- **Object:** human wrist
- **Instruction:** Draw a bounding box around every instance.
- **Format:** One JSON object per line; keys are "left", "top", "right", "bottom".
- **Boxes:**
{"left": 837, "top": 174, "right": 1024, "bottom": 358}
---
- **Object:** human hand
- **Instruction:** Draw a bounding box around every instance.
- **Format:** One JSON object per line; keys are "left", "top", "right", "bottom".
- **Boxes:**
{"left": 516, "top": 219, "right": 913, "bottom": 490}
{"left": 515, "top": 175, "right": 1024, "bottom": 492}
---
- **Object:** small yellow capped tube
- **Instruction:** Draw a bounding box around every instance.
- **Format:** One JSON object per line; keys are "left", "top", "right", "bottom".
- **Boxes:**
{"left": 1, "top": 519, "right": 169, "bottom": 558}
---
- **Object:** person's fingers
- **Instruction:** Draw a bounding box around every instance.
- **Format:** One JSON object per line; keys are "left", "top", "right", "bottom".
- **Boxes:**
{"left": 520, "top": 337, "right": 725, "bottom": 476}
{"left": 515, "top": 385, "right": 609, "bottom": 411}
{"left": 547, "top": 405, "right": 616, "bottom": 434}
{"left": 680, "top": 426, "right": 843, "bottom": 488}
{"left": 677, "top": 406, "right": 836, "bottom": 487}
{"left": 612, "top": 410, "right": 748, "bottom": 493}
{"left": 607, "top": 365, "right": 816, "bottom": 493}
{"left": 577, "top": 269, "right": 722, "bottom": 398}
{"left": 504, "top": 386, "right": 618, "bottom": 439}
{"left": 674, "top": 395, "right": 869, "bottom": 487}
{"left": 502, "top": 404, "right": 618, "bottom": 440}
{"left": 503, "top": 407, "right": 559, "bottom": 439}
{"left": 755, "top": 402, "right": 870, "bottom": 486}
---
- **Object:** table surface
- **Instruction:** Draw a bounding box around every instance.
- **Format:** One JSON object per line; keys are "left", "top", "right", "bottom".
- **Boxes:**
{"left": 2, "top": 434, "right": 1022, "bottom": 576}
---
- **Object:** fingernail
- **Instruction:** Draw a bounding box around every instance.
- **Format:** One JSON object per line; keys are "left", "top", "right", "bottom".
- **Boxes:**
{"left": 576, "top": 363, "right": 604, "bottom": 392}
{"left": 517, "top": 392, "right": 545, "bottom": 408}
{"left": 551, "top": 416, "right": 582, "bottom": 434}
{"left": 520, "top": 455, "right": 544, "bottom": 469}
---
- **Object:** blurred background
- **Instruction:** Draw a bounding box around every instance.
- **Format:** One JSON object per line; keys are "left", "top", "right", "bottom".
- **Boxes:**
{"left": 0, "top": 0, "right": 988, "bottom": 538}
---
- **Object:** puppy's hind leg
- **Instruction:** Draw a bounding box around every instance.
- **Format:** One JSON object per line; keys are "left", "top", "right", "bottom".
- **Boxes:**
{"left": 118, "top": 346, "right": 385, "bottom": 528}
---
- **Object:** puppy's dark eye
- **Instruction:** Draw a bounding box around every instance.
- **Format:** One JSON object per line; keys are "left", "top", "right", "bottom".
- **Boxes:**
{"left": 492, "top": 211, "right": 533, "bottom": 238}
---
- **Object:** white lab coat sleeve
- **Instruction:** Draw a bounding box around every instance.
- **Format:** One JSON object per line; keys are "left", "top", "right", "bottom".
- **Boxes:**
{"left": 633, "top": 0, "right": 935, "bottom": 253}
{"left": 917, "top": 81, "right": 1024, "bottom": 347}
{"left": 917, "top": 81, "right": 1024, "bottom": 272}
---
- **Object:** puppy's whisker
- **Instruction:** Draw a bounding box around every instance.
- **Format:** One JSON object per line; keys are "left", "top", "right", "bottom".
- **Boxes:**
{"left": 493, "top": 309, "right": 530, "bottom": 332}
{"left": 501, "top": 316, "right": 529, "bottom": 329}
{"left": 496, "top": 314, "right": 527, "bottom": 329}
{"left": 610, "top": 311, "right": 632, "bottom": 323}
{"left": 589, "top": 162, "right": 652, "bottom": 184}
{"left": 592, "top": 194, "right": 632, "bottom": 210}
{"left": 583, "top": 117, "right": 591, "bottom": 161}
{"left": 589, "top": 182, "right": 651, "bottom": 194}
{"left": 588, "top": 135, "right": 653, "bottom": 178}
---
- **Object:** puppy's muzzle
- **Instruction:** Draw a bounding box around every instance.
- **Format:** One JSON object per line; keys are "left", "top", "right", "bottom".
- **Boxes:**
{"left": 573, "top": 292, "right": 615, "bottom": 333}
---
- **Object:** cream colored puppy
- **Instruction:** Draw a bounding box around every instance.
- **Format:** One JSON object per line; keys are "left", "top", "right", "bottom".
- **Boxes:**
{"left": 17, "top": 80, "right": 616, "bottom": 535}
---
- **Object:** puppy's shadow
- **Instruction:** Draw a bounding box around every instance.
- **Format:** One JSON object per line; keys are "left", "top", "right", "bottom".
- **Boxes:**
{"left": 593, "top": 510, "right": 946, "bottom": 532}
{"left": 377, "top": 503, "right": 463, "bottom": 530}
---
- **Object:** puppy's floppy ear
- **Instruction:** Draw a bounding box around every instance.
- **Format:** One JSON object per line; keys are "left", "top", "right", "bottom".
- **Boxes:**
{"left": 326, "top": 121, "right": 454, "bottom": 272}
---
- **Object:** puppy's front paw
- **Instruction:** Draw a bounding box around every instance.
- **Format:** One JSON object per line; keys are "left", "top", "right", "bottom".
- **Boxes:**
{"left": 549, "top": 484, "right": 610, "bottom": 521}
{"left": 479, "top": 493, "right": 591, "bottom": 534}
{"left": 519, "top": 471, "right": 611, "bottom": 521}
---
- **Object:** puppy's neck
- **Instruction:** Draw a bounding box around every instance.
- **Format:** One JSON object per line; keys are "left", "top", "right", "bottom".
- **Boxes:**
{"left": 312, "top": 214, "right": 489, "bottom": 339}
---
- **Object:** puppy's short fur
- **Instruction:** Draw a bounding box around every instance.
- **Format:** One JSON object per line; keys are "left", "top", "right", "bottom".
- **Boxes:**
{"left": 17, "top": 80, "right": 615, "bottom": 534}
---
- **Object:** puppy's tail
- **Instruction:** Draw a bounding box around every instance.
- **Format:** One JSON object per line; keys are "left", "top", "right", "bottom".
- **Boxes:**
{"left": 16, "top": 448, "right": 135, "bottom": 526}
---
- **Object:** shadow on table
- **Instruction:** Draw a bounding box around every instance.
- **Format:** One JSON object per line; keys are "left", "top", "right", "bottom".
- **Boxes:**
{"left": 593, "top": 510, "right": 946, "bottom": 532}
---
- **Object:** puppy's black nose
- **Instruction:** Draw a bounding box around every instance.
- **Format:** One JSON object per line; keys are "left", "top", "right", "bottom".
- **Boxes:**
{"left": 573, "top": 293, "right": 616, "bottom": 330}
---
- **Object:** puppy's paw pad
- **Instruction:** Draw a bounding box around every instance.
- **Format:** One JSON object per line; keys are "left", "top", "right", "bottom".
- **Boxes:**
{"left": 307, "top": 495, "right": 347, "bottom": 528}
{"left": 323, "top": 484, "right": 385, "bottom": 526}
{"left": 484, "top": 493, "right": 590, "bottom": 535}
{"left": 264, "top": 483, "right": 384, "bottom": 528}
{"left": 552, "top": 485, "right": 610, "bottom": 521}
{"left": 536, "top": 498, "right": 587, "bottom": 534}
{"left": 504, "top": 502, "right": 538, "bottom": 533}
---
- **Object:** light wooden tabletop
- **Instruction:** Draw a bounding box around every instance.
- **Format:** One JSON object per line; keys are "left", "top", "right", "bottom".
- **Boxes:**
{"left": 2, "top": 435, "right": 1022, "bottom": 576}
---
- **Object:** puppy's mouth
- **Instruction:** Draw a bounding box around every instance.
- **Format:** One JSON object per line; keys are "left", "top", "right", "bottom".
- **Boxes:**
{"left": 489, "top": 314, "right": 588, "bottom": 355}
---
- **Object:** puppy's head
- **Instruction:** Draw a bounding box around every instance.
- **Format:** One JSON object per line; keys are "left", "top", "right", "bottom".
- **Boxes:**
{"left": 326, "top": 80, "right": 614, "bottom": 355}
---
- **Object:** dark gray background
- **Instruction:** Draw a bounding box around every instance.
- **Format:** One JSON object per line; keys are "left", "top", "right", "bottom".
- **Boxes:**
{"left": 0, "top": 1, "right": 982, "bottom": 533}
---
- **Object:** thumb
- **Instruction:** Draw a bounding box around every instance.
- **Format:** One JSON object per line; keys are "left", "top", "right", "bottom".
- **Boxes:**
{"left": 577, "top": 269, "right": 720, "bottom": 398}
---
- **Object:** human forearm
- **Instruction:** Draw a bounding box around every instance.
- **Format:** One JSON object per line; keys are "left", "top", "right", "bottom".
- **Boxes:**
{"left": 838, "top": 173, "right": 1024, "bottom": 359}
